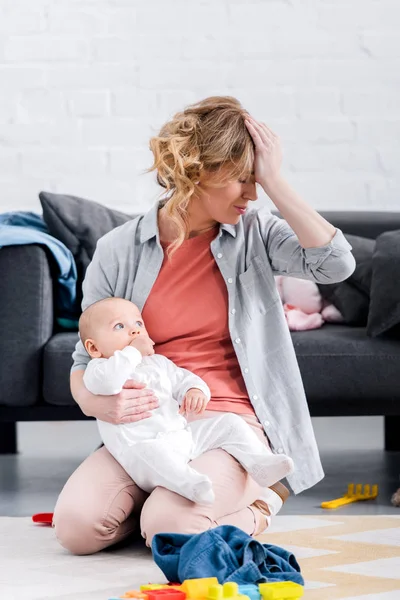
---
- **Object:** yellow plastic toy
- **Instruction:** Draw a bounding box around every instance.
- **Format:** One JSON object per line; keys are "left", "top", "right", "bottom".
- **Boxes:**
{"left": 259, "top": 581, "right": 304, "bottom": 599}
{"left": 181, "top": 578, "right": 219, "bottom": 599}
{"left": 141, "top": 586, "right": 171, "bottom": 592}
{"left": 207, "top": 582, "right": 250, "bottom": 600}
{"left": 321, "top": 483, "right": 378, "bottom": 509}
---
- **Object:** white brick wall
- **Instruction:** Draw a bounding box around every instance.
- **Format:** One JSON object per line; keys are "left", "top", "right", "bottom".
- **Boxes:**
{"left": 0, "top": 0, "right": 399, "bottom": 213}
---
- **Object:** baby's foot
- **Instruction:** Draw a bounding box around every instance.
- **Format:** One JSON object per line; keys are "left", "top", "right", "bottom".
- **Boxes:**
{"left": 248, "top": 454, "right": 294, "bottom": 488}
{"left": 192, "top": 475, "right": 215, "bottom": 505}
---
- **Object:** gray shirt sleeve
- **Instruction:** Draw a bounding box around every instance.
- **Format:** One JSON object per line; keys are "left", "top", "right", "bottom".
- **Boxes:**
{"left": 71, "top": 235, "right": 117, "bottom": 373}
{"left": 257, "top": 210, "right": 356, "bottom": 283}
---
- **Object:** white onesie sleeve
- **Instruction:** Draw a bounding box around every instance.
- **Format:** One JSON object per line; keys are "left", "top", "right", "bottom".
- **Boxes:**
{"left": 83, "top": 346, "right": 142, "bottom": 396}
{"left": 159, "top": 356, "right": 211, "bottom": 406}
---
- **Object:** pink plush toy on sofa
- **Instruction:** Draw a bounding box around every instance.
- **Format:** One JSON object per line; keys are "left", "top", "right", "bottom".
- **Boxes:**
{"left": 275, "top": 276, "right": 344, "bottom": 331}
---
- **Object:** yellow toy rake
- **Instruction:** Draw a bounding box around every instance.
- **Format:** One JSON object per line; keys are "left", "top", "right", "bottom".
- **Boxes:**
{"left": 321, "top": 483, "right": 378, "bottom": 509}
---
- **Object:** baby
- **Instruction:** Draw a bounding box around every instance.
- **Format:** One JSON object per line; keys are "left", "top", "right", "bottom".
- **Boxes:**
{"left": 79, "top": 297, "right": 294, "bottom": 504}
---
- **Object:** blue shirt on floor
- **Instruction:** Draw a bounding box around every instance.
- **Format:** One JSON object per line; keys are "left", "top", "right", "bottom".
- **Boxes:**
{"left": 152, "top": 525, "right": 304, "bottom": 586}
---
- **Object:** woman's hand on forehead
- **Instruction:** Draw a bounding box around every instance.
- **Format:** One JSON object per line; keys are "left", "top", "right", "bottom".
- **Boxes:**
{"left": 244, "top": 116, "right": 282, "bottom": 189}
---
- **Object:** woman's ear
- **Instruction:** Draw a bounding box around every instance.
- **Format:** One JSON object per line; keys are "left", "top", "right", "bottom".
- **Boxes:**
{"left": 84, "top": 339, "right": 102, "bottom": 359}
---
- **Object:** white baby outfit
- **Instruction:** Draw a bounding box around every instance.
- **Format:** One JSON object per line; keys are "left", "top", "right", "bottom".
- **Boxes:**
{"left": 84, "top": 346, "right": 294, "bottom": 504}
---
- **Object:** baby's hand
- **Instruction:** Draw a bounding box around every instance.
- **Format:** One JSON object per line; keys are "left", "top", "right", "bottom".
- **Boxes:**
{"left": 179, "top": 389, "right": 209, "bottom": 415}
{"left": 129, "top": 335, "right": 155, "bottom": 357}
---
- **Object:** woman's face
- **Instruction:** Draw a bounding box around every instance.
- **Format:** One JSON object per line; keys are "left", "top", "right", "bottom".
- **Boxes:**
{"left": 196, "top": 167, "right": 258, "bottom": 226}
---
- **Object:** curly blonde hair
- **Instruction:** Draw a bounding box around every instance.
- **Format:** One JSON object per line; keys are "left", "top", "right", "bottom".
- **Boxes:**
{"left": 148, "top": 96, "right": 254, "bottom": 257}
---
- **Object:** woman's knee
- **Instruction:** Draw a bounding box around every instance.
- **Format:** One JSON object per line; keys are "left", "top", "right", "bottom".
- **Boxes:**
{"left": 140, "top": 487, "right": 213, "bottom": 547}
{"left": 53, "top": 506, "right": 105, "bottom": 555}
{"left": 54, "top": 502, "right": 140, "bottom": 555}
{"left": 53, "top": 482, "right": 143, "bottom": 555}
{"left": 53, "top": 446, "right": 145, "bottom": 554}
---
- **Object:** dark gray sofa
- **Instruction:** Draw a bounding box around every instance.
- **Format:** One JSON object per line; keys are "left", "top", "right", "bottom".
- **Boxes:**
{"left": 1, "top": 211, "right": 400, "bottom": 454}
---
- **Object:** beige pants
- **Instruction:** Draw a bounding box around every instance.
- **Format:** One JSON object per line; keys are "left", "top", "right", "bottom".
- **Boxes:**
{"left": 53, "top": 411, "right": 271, "bottom": 555}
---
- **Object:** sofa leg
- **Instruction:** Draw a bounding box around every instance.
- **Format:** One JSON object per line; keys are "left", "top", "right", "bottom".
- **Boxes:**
{"left": 0, "top": 423, "right": 17, "bottom": 454}
{"left": 384, "top": 416, "right": 400, "bottom": 451}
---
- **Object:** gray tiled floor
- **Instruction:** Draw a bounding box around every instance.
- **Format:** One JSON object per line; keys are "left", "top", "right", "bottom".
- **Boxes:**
{"left": 0, "top": 417, "right": 399, "bottom": 517}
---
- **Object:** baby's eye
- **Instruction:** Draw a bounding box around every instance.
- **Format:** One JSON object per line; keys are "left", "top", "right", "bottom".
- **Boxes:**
{"left": 136, "top": 320, "right": 143, "bottom": 327}
{"left": 114, "top": 323, "right": 124, "bottom": 331}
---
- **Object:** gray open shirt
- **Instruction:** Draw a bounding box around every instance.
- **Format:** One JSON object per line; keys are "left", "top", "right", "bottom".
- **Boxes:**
{"left": 72, "top": 201, "right": 355, "bottom": 494}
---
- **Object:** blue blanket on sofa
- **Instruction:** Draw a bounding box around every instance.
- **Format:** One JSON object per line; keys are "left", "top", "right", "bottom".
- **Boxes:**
{"left": 0, "top": 211, "right": 78, "bottom": 327}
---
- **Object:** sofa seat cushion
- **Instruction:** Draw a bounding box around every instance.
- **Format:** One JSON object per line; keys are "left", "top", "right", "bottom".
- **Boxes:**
{"left": 43, "top": 327, "right": 400, "bottom": 413}
{"left": 43, "top": 333, "right": 79, "bottom": 406}
{"left": 293, "top": 325, "right": 400, "bottom": 413}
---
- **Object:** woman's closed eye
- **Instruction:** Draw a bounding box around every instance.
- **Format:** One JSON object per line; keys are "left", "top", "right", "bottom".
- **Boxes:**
{"left": 239, "top": 173, "right": 255, "bottom": 184}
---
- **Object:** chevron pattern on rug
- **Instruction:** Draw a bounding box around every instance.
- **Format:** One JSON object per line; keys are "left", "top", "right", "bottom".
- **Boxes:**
{"left": 259, "top": 515, "right": 400, "bottom": 599}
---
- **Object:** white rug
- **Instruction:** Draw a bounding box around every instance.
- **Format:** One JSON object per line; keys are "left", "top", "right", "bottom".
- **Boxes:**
{"left": 0, "top": 517, "right": 163, "bottom": 600}
{"left": 1, "top": 516, "right": 400, "bottom": 600}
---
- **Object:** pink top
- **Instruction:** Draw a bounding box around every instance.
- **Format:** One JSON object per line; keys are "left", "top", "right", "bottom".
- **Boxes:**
{"left": 142, "top": 226, "right": 256, "bottom": 416}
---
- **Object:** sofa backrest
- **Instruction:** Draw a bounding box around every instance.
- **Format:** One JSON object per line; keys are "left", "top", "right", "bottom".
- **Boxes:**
{"left": 274, "top": 211, "right": 400, "bottom": 239}
{"left": 312, "top": 212, "right": 400, "bottom": 239}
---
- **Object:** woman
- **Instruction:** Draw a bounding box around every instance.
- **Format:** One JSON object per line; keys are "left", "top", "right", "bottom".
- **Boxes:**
{"left": 53, "top": 96, "right": 355, "bottom": 555}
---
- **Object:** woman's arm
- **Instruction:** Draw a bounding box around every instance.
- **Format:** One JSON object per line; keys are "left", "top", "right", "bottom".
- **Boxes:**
{"left": 256, "top": 210, "right": 355, "bottom": 283}
{"left": 245, "top": 117, "right": 355, "bottom": 282}
{"left": 261, "top": 175, "right": 336, "bottom": 249}
{"left": 246, "top": 117, "right": 336, "bottom": 248}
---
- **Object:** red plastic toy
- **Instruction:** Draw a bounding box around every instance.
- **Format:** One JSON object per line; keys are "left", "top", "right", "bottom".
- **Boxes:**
{"left": 146, "top": 590, "right": 186, "bottom": 600}
{"left": 32, "top": 512, "right": 53, "bottom": 525}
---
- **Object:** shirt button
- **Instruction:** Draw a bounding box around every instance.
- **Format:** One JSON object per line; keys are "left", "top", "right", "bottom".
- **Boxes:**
{"left": 244, "top": 367, "right": 249, "bottom": 373}
{"left": 252, "top": 394, "right": 258, "bottom": 400}
{"left": 227, "top": 277, "right": 233, "bottom": 284}
{"left": 217, "top": 253, "right": 223, "bottom": 259}
{"left": 231, "top": 309, "right": 236, "bottom": 315}
{"left": 263, "top": 420, "right": 270, "bottom": 427}
{"left": 277, "top": 448, "right": 284, "bottom": 454}
{"left": 235, "top": 337, "right": 241, "bottom": 344}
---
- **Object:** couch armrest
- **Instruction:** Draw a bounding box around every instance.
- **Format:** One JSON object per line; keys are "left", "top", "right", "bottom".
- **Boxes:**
{"left": 0, "top": 245, "right": 54, "bottom": 407}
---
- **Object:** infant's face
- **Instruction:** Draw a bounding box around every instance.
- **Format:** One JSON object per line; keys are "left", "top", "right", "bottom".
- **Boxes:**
{"left": 91, "top": 299, "right": 152, "bottom": 359}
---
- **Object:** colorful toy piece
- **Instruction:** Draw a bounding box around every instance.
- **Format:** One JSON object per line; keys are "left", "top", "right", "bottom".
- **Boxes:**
{"left": 32, "top": 512, "right": 53, "bottom": 525}
{"left": 146, "top": 590, "right": 186, "bottom": 600}
{"left": 116, "top": 585, "right": 181, "bottom": 600}
{"left": 321, "top": 483, "right": 379, "bottom": 509}
{"left": 238, "top": 585, "right": 260, "bottom": 600}
{"left": 112, "top": 578, "right": 304, "bottom": 600}
{"left": 181, "top": 578, "right": 218, "bottom": 599}
{"left": 259, "top": 581, "right": 304, "bottom": 599}
{"left": 141, "top": 586, "right": 171, "bottom": 591}
{"left": 207, "top": 582, "right": 250, "bottom": 600}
